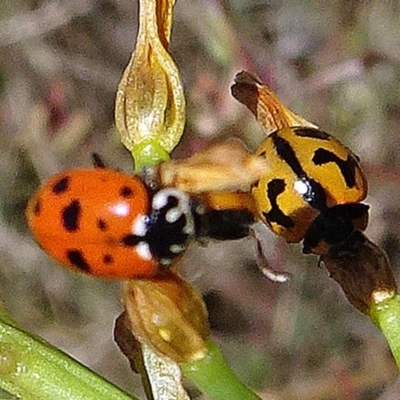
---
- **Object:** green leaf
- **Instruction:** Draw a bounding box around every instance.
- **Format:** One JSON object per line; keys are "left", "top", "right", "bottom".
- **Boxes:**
{"left": 0, "top": 307, "right": 137, "bottom": 400}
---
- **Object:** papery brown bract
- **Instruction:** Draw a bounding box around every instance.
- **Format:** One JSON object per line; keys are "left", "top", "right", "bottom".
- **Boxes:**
{"left": 114, "top": 313, "right": 154, "bottom": 400}
{"left": 321, "top": 232, "right": 397, "bottom": 314}
{"left": 231, "top": 71, "right": 317, "bottom": 134}
{"left": 121, "top": 270, "right": 209, "bottom": 364}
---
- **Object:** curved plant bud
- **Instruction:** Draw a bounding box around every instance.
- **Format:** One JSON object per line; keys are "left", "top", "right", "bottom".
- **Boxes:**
{"left": 231, "top": 71, "right": 317, "bottom": 134}
{"left": 121, "top": 270, "right": 209, "bottom": 364}
{"left": 115, "top": 0, "right": 185, "bottom": 170}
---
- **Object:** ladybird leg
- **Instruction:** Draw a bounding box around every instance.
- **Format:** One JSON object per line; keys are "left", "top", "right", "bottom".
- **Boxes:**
{"left": 255, "top": 239, "right": 291, "bottom": 283}
{"left": 251, "top": 224, "right": 290, "bottom": 283}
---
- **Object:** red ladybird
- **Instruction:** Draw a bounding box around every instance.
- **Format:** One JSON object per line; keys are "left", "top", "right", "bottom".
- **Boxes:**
{"left": 26, "top": 168, "right": 195, "bottom": 279}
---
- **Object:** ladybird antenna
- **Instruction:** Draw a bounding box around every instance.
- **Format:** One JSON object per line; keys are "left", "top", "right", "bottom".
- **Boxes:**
{"left": 92, "top": 153, "right": 107, "bottom": 169}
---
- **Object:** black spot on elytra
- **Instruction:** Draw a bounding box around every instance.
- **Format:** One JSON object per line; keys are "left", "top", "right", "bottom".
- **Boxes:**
{"left": 121, "top": 234, "right": 141, "bottom": 247}
{"left": 103, "top": 254, "right": 113, "bottom": 264}
{"left": 293, "top": 127, "right": 330, "bottom": 140}
{"left": 67, "top": 250, "right": 90, "bottom": 272}
{"left": 262, "top": 179, "right": 295, "bottom": 229}
{"left": 62, "top": 200, "right": 81, "bottom": 232}
{"left": 52, "top": 176, "right": 70, "bottom": 194}
{"left": 33, "top": 200, "right": 41, "bottom": 216}
{"left": 97, "top": 218, "right": 108, "bottom": 231}
{"left": 120, "top": 186, "right": 134, "bottom": 198}
{"left": 312, "top": 148, "right": 358, "bottom": 188}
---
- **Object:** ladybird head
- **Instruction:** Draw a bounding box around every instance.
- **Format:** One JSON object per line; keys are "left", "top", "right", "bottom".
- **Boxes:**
{"left": 143, "top": 188, "right": 195, "bottom": 265}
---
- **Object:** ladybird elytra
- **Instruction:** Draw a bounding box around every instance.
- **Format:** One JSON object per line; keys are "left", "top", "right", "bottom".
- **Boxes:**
{"left": 26, "top": 168, "right": 159, "bottom": 278}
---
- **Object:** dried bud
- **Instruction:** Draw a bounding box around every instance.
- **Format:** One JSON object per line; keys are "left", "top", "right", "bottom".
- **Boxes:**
{"left": 321, "top": 232, "right": 397, "bottom": 314}
{"left": 121, "top": 271, "right": 209, "bottom": 364}
{"left": 231, "top": 71, "right": 317, "bottom": 134}
{"left": 115, "top": 0, "right": 185, "bottom": 170}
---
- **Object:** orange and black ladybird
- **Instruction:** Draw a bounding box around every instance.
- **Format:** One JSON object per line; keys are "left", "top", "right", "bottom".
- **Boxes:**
{"left": 251, "top": 126, "right": 369, "bottom": 254}
{"left": 26, "top": 167, "right": 254, "bottom": 279}
{"left": 26, "top": 168, "right": 196, "bottom": 278}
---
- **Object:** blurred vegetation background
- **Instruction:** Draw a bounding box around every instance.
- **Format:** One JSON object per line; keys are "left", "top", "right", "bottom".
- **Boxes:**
{"left": 1, "top": 0, "right": 400, "bottom": 399}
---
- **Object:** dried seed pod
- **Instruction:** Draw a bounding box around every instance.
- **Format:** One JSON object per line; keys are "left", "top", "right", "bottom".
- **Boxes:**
{"left": 231, "top": 71, "right": 317, "bottom": 134}
{"left": 121, "top": 270, "right": 209, "bottom": 364}
{"left": 321, "top": 232, "right": 397, "bottom": 314}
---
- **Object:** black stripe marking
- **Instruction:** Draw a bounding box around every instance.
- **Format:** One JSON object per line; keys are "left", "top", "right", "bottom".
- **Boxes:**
{"left": 302, "top": 204, "right": 369, "bottom": 254}
{"left": 263, "top": 179, "right": 295, "bottom": 228}
{"left": 293, "top": 127, "right": 330, "bottom": 140}
{"left": 272, "top": 132, "right": 305, "bottom": 177}
{"left": 67, "top": 250, "right": 90, "bottom": 272}
{"left": 312, "top": 148, "right": 357, "bottom": 188}
{"left": 62, "top": 200, "right": 81, "bottom": 232}
{"left": 52, "top": 176, "right": 70, "bottom": 194}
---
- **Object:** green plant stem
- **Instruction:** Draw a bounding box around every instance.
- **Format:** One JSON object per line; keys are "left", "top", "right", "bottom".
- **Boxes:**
{"left": 131, "top": 140, "right": 170, "bottom": 172}
{"left": 370, "top": 294, "right": 400, "bottom": 368}
{"left": 181, "top": 339, "right": 262, "bottom": 400}
{"left": 0, "top": 306, "right": 137, "bottom": 400}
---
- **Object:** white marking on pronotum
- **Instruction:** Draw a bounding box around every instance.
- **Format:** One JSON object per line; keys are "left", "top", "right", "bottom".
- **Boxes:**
{"left": 170, "top": 244, "right": 186, "bottom": 254}
{"left": 135, "top": 242, "right": 152, "bottom": 260}
{"left": 152, "top": 189, "right": 170, "bottom": 210}
{"left": 132, "top": 215, "right": 149, "bottom": 237}
{"left": 166, "top": 208, "right": 182, "bottom": 224}
{"left": 152, "top": 188, "right": 195, "bottom": 235}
